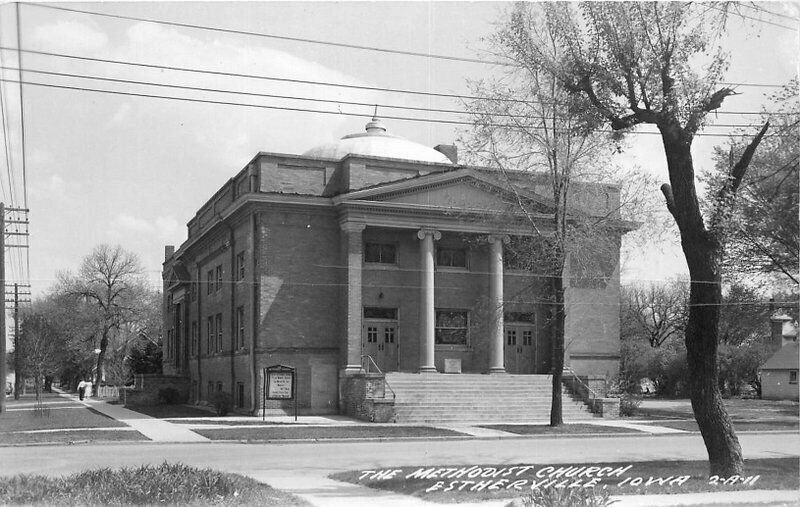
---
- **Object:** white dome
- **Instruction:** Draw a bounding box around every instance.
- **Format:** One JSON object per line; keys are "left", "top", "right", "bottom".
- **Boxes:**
{"left": 303, "top": 117, "right": 452, "bottom": 164}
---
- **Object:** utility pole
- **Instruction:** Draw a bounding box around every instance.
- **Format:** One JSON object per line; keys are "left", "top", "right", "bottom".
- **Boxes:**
{"left": 13, "top": 284, "right": 19, "bottom": 399}
{"left": 0, "top": 202, "right": 5, "bottom": 413}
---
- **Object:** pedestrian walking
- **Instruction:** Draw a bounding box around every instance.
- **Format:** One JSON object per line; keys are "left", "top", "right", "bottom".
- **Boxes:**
{"left": 77, "top": 379, "right": 87, "bottom": 401}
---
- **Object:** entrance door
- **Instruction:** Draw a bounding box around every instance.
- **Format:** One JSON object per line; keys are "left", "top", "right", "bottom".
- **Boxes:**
{"left": 504, "top": 325, "right": 535, "bottom": 374}
{"left": 363, "top": 322, "right": 398, "bottom": 372}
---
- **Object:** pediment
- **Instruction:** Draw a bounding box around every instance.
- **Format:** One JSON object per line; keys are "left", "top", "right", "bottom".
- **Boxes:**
{"left": 340, "top": 171, "right": 556, "bottom": 215}
{"left": 166, "top": 261, "right": 191, "bottom": 288}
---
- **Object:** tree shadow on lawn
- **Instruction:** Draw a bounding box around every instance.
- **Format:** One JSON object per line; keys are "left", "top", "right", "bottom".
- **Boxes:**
{"left": 637, "top": 399, "right": 799, "bottom": 421}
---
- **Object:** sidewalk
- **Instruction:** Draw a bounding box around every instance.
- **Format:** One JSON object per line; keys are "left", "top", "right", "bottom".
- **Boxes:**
{"left": 63, "top": 391, "right": 209, "bottom": 443}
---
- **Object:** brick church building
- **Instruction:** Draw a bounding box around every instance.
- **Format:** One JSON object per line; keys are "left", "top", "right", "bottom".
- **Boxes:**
{"left": 162, "top": 117, "right": 631, "bottom": 421}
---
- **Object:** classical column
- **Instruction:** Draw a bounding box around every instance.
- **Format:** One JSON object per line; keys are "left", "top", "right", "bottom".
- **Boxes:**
{"left": 488, "top": 235, "right": 509, "bottom": 373}
{"left": 341, "top": 222, "right": 366, "bottom": 374}
{"left": 417, "top": 229, "right": 441, "bottom": 372}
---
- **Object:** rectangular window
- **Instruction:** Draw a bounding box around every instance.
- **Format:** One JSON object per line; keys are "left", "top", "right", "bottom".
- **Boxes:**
{"left": 506, "top": 329, "right": 517, "bottom": 346}
{"left": 215, "top": 265, "right": 223, "bottom": 292}
{"left": 504, "top": 312, "right": 535, "bottom": 323}
{"left": 364, "top": 242, "right": 397, "bottom": 264}
{"left": 237, "top": 251, "right": 246, "bottom": 280}
{"left": 207, "top": 270, "right": 214, "bottom": 294}
{"left": 236, "top": 306, "right": 245, "bottom": 349}
{"left": 436, "top": 247, "right": 468, "bottom": 268}
{"left": 207, "top": 316, "right": 214, "bottom": 354}
{"left": 190, "top": 321, "right": 198, "bottom": 357}
{"left": 522, "top": 330, "right": 533, "bottom": 346}
{"left": 216, "top": 381, "right": 223, "bottom": 392}
{"left": 216, "top": 313, "right": 223, "bottom": 352}
{"left": 237, "top": 382, "right": 245, "bottom": 408}
{"left": 207, "top": 381, "right": 214, "bottom": 400}
{"left": 190, "top": 281, "right": 197, "bottom": 302}
{"left": 363, "top": 307, "right": 398, "bottom": 320}
{"left": 435, "top": 310, "right": 468, "bottom": 346}
{"left": 791, "top": 370, "right": 798, "bottom": 384}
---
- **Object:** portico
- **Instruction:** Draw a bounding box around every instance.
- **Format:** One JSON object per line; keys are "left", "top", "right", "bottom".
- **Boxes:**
{"left": 335, "top": 169, "right": 546, "bottom": 376}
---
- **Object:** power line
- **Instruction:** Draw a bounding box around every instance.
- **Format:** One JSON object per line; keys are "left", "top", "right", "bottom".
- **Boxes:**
{"left": 3, "top": 76, "right": 792, "bottom": 140}
{"left": 708, "top": 2, "right": 797, "bottom": 30}
{"left": 0, "top": 46, "right": 793, "bottom": 118}
{"left": 0, "top": 64, "right": 783, "bottom": 131}
{"left": 31, "top": 3, "right": 494, "bottom": 66}
{"left": 738, "top": 2, "right": 799, "bottom": 23}
{"left": 27, "top": 2, "right": 790, "bottom": 89}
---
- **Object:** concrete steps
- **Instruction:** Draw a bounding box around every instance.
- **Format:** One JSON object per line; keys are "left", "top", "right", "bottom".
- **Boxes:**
{"left": 384, "top": 373, "right": 595, "bottom": 423}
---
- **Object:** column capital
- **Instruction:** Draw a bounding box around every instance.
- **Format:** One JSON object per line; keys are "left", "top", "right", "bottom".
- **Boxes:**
{"left": 416, "top": 229, "right": 442, "bottom": 241}
{"left": 340, "top": 221, "right": 367, "bottom": 233}
{"left": 487, "top": 234, "right": 510, "bottom": 244}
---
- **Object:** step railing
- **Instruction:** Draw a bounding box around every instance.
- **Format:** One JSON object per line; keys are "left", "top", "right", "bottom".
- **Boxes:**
{"left": 563, "top": 366, "right": 599, "bottom": 401}
{"left": 361, "top": 355, "right": 396, "bottom": 401}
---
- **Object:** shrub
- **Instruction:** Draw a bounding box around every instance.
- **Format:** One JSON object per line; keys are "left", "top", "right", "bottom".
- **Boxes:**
{"left": 0, "top": 463, "right": 305, "bottom": 505}
{"left": 210, "top": 391, "right": 234, "bottom": 416}
{"left": 619, "top": 394, "right": 642, "bottom": 417}
{"left": 507, "top": 487, "right": 613, "bottom": 507}
{"left": 157, "top": 387, "right": 184, "bottom": 405}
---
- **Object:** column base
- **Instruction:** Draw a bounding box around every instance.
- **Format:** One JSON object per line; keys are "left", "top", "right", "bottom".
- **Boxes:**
{"left": 418, "top": 366, "right": 438, "bottom": 373}
{"left": 488, "top": 367, "right": 507, "bottom": 374}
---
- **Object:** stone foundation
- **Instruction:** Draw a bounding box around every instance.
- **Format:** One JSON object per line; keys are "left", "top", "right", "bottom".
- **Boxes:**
{"left": 339, "top": 372, "right": 396, "bottom": 422}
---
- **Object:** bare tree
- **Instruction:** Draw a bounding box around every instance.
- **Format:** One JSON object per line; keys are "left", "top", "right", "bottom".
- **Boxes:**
{"left": 58, "top": 245, "right": 147, "bottom": 391}
{"left": 507, "top": 2, "right": 770, "bottom": 475}
{"left": 463, "top": 4, "right": 648, "bottom": 426}
{"left": 621, "top": 281, "right": 688, "bottom": 348}
{"left": 17, "top": 303, "right": 66, "bottom": 399}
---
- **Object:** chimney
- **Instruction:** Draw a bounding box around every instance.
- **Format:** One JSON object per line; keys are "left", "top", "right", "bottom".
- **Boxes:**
{"left": 434, "top": 144, "right": 458, "bottom": 164}
{"left": 770, "top": 313, "right": 793, "bottom": 351}
{"left": 165, "top": 245, "right": 175, "bottom": 260}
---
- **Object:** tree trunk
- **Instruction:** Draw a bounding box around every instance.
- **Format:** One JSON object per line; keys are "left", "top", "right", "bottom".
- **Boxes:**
{"left": 95, "top": 332, "right": 109, "bottom": 396}
{"left": 550, "top": 273, "right": 566, "bottom": 426}
{"left": 660, "top": 125, "right": 743, "bottom": 476}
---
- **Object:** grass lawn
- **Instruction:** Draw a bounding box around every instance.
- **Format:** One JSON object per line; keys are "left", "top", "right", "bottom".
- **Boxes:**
{"left": 0, "top": 462, "right": 309, "bottom": 506}
{"left": 194, "top": 425, "right": 469, "bottom": 441}
{"left": 636, "top": 398, "right": 799, "bottom": 422}
{"left": 0, "top": 429, "right": 148, "bottom": 445}
{"left": 480, "top": 424, "right": 643, "bottom": 435}
{"left": 332, "top": 457, "right": 799, "bottom": 503}
{"left": 125, "top": 404, "right": 215, "bottom": 418}
{"left": 639, "top": 419, "right": 799, "bottom": 432}
{"left": 0, "top": 393, "right": 146, "bottom": 445}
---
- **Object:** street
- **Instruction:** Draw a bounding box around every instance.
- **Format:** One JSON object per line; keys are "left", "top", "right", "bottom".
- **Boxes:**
{"left": 2, "top": 432, "right": 797, "bottom": 506}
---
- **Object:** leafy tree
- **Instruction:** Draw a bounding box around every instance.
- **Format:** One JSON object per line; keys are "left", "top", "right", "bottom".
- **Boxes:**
{"left": 710, "top": 81, "right": 799, "bottom": 286}
{"left": 128, "top": 340, "right": 163, "bottom": 375}
{"left": 718, "top": 283, "right": 773, "bottom": 346}
{"left": 463, "top": 4, "right": 649, "bottom": 426}
{"left": 503, "top": 1, "right": 770, "bottom": 475}
{"left": 58, "top": 245, "right": 150, "bottom": 391}
{"left": 718, "top": 341, "right": 771, "bottom": 397}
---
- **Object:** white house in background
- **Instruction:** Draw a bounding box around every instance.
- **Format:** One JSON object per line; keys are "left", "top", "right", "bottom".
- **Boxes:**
{"left": 760, "top": 313, "right": 799, "bottom": 401}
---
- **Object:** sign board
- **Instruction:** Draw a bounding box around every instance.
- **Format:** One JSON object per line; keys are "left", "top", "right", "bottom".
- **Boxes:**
{"left": 267, "top": 371, "right": 294, "bottom": 400}
{"left": 263, "top": 364, "right": 297, "bottom": 421}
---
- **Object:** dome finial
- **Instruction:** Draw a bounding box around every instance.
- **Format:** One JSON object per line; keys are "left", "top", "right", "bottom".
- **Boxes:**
{"left": 365, "top": 105, "right": 386, "bottom": 134}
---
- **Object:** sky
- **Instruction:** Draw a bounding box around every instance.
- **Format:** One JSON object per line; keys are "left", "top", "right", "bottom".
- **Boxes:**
{"left": 0, "top": 1, "right": 797, "bottom": 299}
